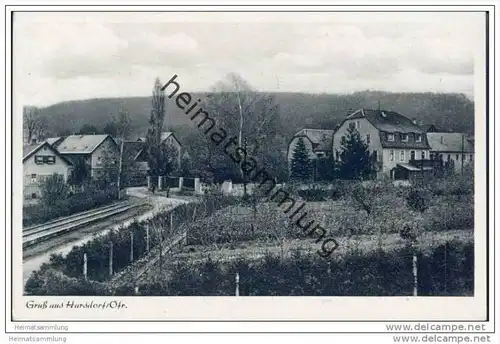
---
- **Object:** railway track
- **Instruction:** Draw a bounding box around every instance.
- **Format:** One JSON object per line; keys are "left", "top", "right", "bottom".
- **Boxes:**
{"left": 23, "top": 201, "right": 141, "bottom": 248}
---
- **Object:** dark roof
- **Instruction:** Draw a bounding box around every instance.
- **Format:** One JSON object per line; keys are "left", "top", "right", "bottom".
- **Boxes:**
{"left": 23, "top": 141, "right": 73, "bottom": 165}
{"left": 347, "top": 109, "right": 425, "bottom": 134}
{"left": 123, "top": 141, "right": 145, "bottom": 160}
{"left": 427, "top": 133, "right": 474, "bottom": 153}
{"left": 293, "top": 129, "right": 334, "bottom": 152}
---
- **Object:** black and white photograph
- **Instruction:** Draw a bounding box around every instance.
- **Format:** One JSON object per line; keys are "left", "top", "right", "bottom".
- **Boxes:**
{"left": 7, "top": 6, "right": 493, "bottom": 327}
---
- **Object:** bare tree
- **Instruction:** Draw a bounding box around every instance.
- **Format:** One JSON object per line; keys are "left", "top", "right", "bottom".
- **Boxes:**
{"left": 203, "top": 73, "right": 284, "bottom": 181}
{"left": 23, "top": 106, "right": 46, "bottom": 143}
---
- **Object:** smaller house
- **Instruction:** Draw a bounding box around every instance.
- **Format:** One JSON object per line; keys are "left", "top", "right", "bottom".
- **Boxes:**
{"left": 23, "top": 141, "right": 73, "bottom": 200}
{"left": 134, "top": 132, "right": 182, "bottom": 172}
{"left": 55, "top": 134, "right": 119, "bottom": 178}
{"left": 427, "top": 132, "right": 474, "bottom": 173}
{"left": 287, "top": 129, "right": 334, "bottom": 178}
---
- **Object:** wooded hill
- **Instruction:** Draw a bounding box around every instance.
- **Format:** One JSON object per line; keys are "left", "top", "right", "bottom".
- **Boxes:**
{"left": 36, "top": 90, "right": 474, "bottom": 143}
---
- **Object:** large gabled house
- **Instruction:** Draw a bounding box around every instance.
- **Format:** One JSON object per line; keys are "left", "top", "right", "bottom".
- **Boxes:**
{"left": 23, "top": 141, "right": 73, "bottom": 200}
{"left": 51, "top": 134, "right": 119, "bottom": 178}
{"left": 333, "top": 109, "right": 432, "bottom": 179}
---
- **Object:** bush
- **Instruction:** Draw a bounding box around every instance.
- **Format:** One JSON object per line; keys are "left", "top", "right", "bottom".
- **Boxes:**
{"left": 407, "top": 188, "right": 432, "bottom": 213}
{"left": 428, "top": 170, "right": 473, "bottom": 196}
{"left": 297, "top": 188, "right": 328, "bottom": 201}
{"left": 424, "top": 198, "right": 474, "bottom": 231}
{"left": 25, "top": 267, "right": 110, "bottom": 296}
{"left": 40, "top": 174, "right": 69, "bottom": 206}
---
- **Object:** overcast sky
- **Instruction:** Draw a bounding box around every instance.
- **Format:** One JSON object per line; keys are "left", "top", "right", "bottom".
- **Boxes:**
{"left": 14, "top": 11, "right": 484, "bottom": 107}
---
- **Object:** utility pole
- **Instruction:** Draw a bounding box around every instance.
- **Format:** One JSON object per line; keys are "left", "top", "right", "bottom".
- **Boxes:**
{"left": 461, "top": 134, "right": 465, "bottom": 176}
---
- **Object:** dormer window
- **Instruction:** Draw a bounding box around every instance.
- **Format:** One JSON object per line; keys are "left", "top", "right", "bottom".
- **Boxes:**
{"left": 387, "top": 133, "right": 395, "bottom": 142}
{"left": 416, "top": 134, "right": 422, "bottom": 143}
{"left": 401, "top": 134, "right": 408, "bottom": 142}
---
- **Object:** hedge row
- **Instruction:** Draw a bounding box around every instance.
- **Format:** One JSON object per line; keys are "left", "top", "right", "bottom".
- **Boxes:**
{"left": 23, "top": 187, "right": 118, "bottom": 226}
{"left": 25, "top": 240, "right": 473, "bottom": 296}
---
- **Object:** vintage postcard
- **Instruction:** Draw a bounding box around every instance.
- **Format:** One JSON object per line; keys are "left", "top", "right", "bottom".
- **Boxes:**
{"left": 4, "top": 4, "right": 495, "bottom": 334}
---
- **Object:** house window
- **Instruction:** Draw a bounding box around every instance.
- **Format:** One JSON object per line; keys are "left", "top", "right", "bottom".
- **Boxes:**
{"left": 31, "top": 193, "right": 37, "bottom": 199}
{"left": 399, "top": 150, "right": 405, "bottom": 161}
{"left": 470, "top": 154, "right": 473, "bottom": 161}
{"left": 356, "top": 121, "right": 360, "bottom": 129}
{"left": 416, "top": 134, "right": 422, "bottom": 143}
{"left": 35, "top": 155, "right": 44, "bottom": 164}
{"left": 366, "top": 134, "right": 371, "bottom": 144}
{"left": 34, "top": 155, "right": 56, "bottom": 165}
{"left": 447, "top": 154, "right": 451, "bottom": 161}
{"left": 349, "top": 122, "right": 355, "bottom": 130}
{"left": 387, "top": 133, "right": 395, "bottom": 142}
{"left": 373, "top": 151, "right": 378, "bottom": 161}
{"left": 422, "top": 151, "right": 426, "bottom": 160}
{"left": 30, "top": 174, "right": 36, "bottom": 183}
{"left": 389, "top": 150, "right": 394, "bottom": 161}
{"left": 410, "top": 151, "right": 415, "bottom": 160}
{"left": 456, "top": 154, "right": 459, "bottom": 160}
{"left": 402, "top": 134, "right": 408, "bottom": 142}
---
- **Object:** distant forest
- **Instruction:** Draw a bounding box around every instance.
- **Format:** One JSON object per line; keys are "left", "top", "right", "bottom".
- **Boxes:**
{"left": 35, "top": 90, "right": 475, "bottom": 143}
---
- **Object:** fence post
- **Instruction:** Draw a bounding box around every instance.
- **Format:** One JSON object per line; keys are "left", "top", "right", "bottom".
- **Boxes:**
{"left": 170, "top": 213, "right": 173, "bottom": 234}
{"left": 412, "top": 252, "right": 418, "bottom": 297}
{"left": 109, "top": 242, "right": 113, "bottom": 278}
{"left": 130, "top": 232, "right": 134, "bottom": 263}
{"left": 83, "top": 253, "right": 88, "bottom": 281}
{"left": 235, "top": 272, "right": 240, "bottom": 296}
